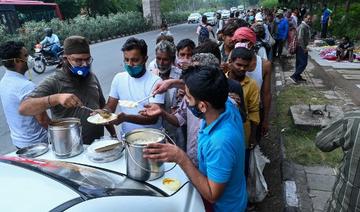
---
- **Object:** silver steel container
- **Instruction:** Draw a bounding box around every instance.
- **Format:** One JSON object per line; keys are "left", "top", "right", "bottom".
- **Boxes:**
{"left": 48, "top": 118, "right": 84, "bottom": 158}
{"left": 124, "top": 128, "right": 166, "bottom": 181}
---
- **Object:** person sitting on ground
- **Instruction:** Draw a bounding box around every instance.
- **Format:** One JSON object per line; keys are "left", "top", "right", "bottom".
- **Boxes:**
{"left": 336, "top": 36, "right": 354, "bottom": 62}
{"left": 143, "top": 65, "right": 247, "bottom": 212}
{"left": 197, "top": 15, "right": 215, "bottom": 45}
{"left": 315, "top": 111, "right": 360, "bottom": 212}
{"left": 40, "top": 28, "right": 61, "bottom": 60}
{"left": 0, "top": 41, "right": 48, "bottom": 148}
{"left": 19, "top": 36, "right": 116, "bottom": 144}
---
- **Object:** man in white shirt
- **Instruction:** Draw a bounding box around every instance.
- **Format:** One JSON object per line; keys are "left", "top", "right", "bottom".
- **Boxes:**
{"left": 105, "top": 37, "right": 165, "bottom": 136}
{"left": 40, "top": 28, "right": 61, "bottom": 60}
{"left": 0, "top": 41, "right": 48, "bottom": 148}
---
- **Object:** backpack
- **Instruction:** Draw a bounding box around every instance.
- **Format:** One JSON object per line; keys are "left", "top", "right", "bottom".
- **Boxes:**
{"left": 198, "top": 25, "right": 210, "bottom": 43}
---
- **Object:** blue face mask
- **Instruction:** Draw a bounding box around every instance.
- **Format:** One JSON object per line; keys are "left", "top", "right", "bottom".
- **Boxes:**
{"left": 69, "top": 65, "right": 90, "bottom": 77}
{"left": 187, "top": 104, "right": 204, "bottom": 119}
{"left": 124, "top": 63, "right": 144, "bottom": 77}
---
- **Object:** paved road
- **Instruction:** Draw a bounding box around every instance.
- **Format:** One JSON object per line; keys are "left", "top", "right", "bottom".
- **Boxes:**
{"left": 0, "top": 23, "right": 199, "bottom": 154}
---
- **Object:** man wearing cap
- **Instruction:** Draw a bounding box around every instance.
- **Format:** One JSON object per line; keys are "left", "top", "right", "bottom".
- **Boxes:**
{"left": 19, "top": 36, "right": 115, "bottom": 144}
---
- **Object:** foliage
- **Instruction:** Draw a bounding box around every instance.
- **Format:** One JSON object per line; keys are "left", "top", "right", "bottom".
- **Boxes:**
{"left": 261, "top": 0, "right": 279, "bottom": 8}
{"left": 162, "top": 11, "right": 190, "bottom": 24}
{"left": 329, "top": 3, "right": 360, "bottom": 40}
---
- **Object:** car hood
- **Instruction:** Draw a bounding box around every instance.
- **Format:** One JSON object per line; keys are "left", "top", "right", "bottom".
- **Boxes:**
{"left": 0, "top": 160, "right": 79, "bottom": 211}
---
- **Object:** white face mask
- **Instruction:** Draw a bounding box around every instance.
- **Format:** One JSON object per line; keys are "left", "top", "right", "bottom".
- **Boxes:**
{"left": 27, "top": 55, "right": 35, "bottom": 70}
{"left": 235, "top": 42, "right": 251, "bottom": 49}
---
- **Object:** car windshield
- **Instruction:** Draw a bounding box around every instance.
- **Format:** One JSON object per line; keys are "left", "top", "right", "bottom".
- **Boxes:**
{"left": 190, "top": 13, "right": 200, "bottom": 17}
{"left": 0, "top": 156, "right": 166, "bottom": 199}
{"left": 204, "top": 12, "right": 214, "bottom": 17}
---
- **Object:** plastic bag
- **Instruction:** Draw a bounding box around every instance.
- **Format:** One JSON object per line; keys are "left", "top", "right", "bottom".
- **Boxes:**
{"left": 247, "top": 145, "right": 270, "bottom": 203}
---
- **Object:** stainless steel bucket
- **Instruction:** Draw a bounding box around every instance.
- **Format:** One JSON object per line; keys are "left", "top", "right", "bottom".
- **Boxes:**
{"left": 124, "top": 128, "right": 166, "bottom": 181}
{"left": 48, "top": 118, "right": 84, "bottom": 158}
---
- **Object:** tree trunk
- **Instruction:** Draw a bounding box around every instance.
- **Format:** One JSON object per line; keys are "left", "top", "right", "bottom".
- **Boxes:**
{"left": 345, "top": 0, "right": 351, "bottom": 14}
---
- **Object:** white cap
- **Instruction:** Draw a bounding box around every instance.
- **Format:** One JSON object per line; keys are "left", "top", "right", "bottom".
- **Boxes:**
{"left": 255, "top": 13, "right": 263, "bottom": 22}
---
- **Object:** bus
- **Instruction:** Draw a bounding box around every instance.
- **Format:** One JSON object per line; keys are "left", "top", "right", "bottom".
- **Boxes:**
{"left": 0, "top": 0, "right": 63, "bottom": 33}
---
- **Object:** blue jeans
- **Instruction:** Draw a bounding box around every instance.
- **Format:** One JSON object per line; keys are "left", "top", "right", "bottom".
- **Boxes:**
{"left": 292, "top": 46, "right": 308, "bottom": 80}
{"left": 50, "top": 44, "right": 61, "bottom": 59}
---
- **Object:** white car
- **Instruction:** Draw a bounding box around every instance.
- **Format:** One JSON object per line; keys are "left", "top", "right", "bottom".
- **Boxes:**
{"left": 187, "top": 12, "right": 201, "bottom": 24}
{"left": 221, "top": 10, "right": 231, "bottom": 19}
{"left": 230, "top": 7, "right": 237, "bottom": 13}
{"left": 203, "top": 12, "right": 215, "bottom": 25}
{"left": 0, "top": 147, "right": 205, "bottom": 212}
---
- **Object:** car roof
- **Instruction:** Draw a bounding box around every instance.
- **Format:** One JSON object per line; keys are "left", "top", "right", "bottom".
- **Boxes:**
{"left": 0, "top": 162, "right": 79, "bottom": 211}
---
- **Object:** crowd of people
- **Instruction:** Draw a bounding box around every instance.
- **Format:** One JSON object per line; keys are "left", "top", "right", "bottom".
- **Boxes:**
{"left": 1, "top": 4, "right": 351, "bottom": 212}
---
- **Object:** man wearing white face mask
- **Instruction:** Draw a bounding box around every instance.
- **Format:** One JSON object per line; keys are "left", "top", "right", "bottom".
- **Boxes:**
{"left": 0, "top": 41, "right": 48, "bottom": 148}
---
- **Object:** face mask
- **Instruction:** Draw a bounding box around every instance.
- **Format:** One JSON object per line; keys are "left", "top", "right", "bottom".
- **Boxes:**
{"left": 235, "top": 42, "right": 250, "bottom": 49}
{"left": 69, "top": 63, "right": 90, "bottom": 77}
{"left": 249, "top": 16, "right": 254, "bottom": 21}
{"left": 26, "top": 56, "right": 35, "bottom": 70}
{"left": 177, "top": 58, "right": 191, "bottom": 67}
{"left": 124, "top": 63, "right": 144, "bottom": 77}
{"left": 187, "top": 104, "right": 204, "bottom": 119}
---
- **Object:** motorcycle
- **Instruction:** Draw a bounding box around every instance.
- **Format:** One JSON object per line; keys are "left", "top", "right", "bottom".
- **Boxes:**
{"left": 33, "top": 43, "right": 64, "bottom": 74}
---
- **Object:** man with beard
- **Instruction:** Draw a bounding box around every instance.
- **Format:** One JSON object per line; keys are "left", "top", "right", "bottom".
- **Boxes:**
{"left": 0, "top": 41, "right": 48, "bottom": 148}
{"left": 19, "top": 36, "right": 115, "bottom": 144}
{"left": 104, "top": 37, "right": 165, "bottom": 136}
{"left": 150, "top": 40, "right": 184, "bottom": 149}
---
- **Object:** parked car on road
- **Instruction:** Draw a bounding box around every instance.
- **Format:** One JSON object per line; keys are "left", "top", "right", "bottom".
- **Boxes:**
{"left": 187, "top": 12, "right": 201, "bottom": 24}
{"left": 203, "top": 12, "right": 215, "bottom": 25}
{"left": 221, "top": 9, "right": 231, "bottom": 19}
{"left": 0, "top": 147, "right": 205, "bottom": 212}
{"left": 230, "top": 7, "right": 237, "bottom": 13}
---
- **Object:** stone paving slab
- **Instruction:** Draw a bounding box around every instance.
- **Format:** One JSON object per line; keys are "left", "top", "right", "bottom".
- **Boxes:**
{"left": 309, "top": 190, "right": 332, "bottom": 211}
{"left": 290, "top": 104, "right": 343, "bottom": 127}
{"left": 304, "top": 166, "right": 336, "bottom": 176}
{"left": 306, "top": 173, "right": 337, "bottom": 191}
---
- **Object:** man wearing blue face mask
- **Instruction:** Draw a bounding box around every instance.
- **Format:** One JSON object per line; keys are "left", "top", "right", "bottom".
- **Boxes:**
{"left": 104, "top": 37, "right": 165, "bottom": 136}
{"left": 143, "top": 65, "right": 247, "bottom": 212}
{"left": 19, "top": 36, "right": 116, "bottom": 144}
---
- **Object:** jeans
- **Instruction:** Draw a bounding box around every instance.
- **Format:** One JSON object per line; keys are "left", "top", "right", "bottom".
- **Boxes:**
{"left": 292, "top": 46, "right": 308, "bottom": 80}
{"left": 273, "top": 39, "right": 285, "bottom": 57}
{"left": 50, "top": 44, "right": 61, "bottom": 60}
{"left": 321, "top": 22, "right": 328, "bottom": 38}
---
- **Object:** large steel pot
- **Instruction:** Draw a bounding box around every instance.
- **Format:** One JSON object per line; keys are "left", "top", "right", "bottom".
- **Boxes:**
{"left": 48, "top": 118, "right": 83, "bottom": 158}
{"left": 124, "top": 128, "right": 166, "bottom": 181}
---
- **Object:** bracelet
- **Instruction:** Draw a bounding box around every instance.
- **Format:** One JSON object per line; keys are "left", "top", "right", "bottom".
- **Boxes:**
{"left": 47, "top": 95, "right": 52, "bottom": 108}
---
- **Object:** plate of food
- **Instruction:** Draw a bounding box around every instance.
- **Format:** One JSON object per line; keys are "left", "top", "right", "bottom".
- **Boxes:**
{"left": 118, "top": 100, "right": 138, "bottom": 108}
{"left": 87, "top": 113, "right": 118, "bottom": 125}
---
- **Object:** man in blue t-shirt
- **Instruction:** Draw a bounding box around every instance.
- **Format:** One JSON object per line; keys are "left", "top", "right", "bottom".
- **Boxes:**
{"left": 321, "top": 4, "right": 332, "bottom": 38}
{"left": 143, "top": 65, "right": 247, "bottom": 211}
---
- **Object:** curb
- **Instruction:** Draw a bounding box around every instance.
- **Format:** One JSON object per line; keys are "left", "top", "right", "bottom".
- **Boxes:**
{"left": 275, "top": 59, "right": 301, "bottom": 212}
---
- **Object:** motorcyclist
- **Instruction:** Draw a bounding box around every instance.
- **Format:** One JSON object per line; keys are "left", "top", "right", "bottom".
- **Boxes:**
{"left": 40, "top": 28, "right": 61, "bottom": 60}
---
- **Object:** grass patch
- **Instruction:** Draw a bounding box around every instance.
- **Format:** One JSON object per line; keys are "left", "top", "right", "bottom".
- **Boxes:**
{"left": 276, "top": 86, "right": 343, "bottom": 167}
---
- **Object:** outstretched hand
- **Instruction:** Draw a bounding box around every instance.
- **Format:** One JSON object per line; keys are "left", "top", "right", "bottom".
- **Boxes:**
{"left": 139, "top": 104, "right": 162, "bottom": 117}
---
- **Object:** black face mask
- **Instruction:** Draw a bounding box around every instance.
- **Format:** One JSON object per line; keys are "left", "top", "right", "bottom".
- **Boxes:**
{"left": 46, "top": 33, "right": 52, "bottom": 37}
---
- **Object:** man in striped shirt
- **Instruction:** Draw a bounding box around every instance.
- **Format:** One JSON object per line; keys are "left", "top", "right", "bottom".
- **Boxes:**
{"left": 315, "top": 111, "right": 360, "bottom": 212}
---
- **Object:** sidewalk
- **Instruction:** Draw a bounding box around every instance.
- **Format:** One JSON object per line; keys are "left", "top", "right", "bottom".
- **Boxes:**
{"left": 275, "top": 55, "right": 358, "bottom": 211}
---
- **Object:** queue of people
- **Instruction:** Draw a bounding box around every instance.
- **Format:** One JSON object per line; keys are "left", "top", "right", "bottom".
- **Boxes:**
{"left": 0, "top": 6, "right": 325, "bottom": 212}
